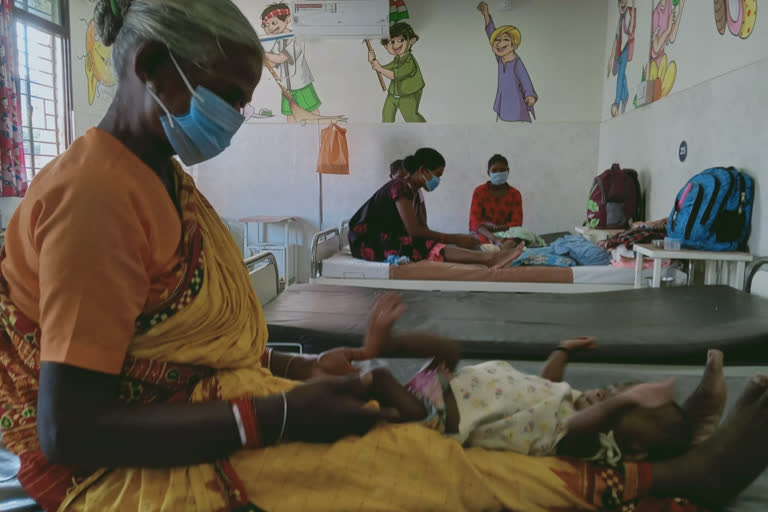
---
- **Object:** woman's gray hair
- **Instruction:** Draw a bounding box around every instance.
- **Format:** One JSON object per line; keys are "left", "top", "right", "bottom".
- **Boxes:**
{"left": 94, "top": 0, "right": 263, "bottom": 78}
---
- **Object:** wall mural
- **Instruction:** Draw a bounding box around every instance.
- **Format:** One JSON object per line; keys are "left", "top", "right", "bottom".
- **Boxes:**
{"left": 259, "top": 2, "right": 345, "bottom": 124}
{"left": 477, "top": 2, "right": 538, "bottom": 123}
{"left": 647, "top": 0, "right": 685, "bottom": 101}
{"left": 632, "top": 0, "right": 685, "bottom": 109}
{"left": 83, "top": 17, "right": 115, "bottom": 106}
{"left": 389, "top": 0, "right": 409, "bottom": 25}
{"left": 607, "top": 0, "right": 636, "bottom": 118}
{"left": 367, "top": 22, "right": 426, "bottom": 123}
{"left": 715, "top": 0, "right": 757, "bottom": 39}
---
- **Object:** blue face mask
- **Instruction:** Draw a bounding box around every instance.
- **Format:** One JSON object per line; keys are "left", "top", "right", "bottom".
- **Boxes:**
{"left": 424, "top": 171, "right": 441, "bottom": 192}
{"left": 490, "top": 171, "right": 509, "bottom": 186}
{"left": 147, "top": 53, "right": 245, "bottom": 166}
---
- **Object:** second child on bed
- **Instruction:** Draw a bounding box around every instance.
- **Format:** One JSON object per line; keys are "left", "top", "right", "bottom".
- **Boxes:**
{"left": 364, "top": 294, "right": 727, "bottom": 462}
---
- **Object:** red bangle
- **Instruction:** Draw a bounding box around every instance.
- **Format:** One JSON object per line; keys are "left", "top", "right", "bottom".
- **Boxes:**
{"left": 231, "top": 398, "right": 263, "bottom": 449}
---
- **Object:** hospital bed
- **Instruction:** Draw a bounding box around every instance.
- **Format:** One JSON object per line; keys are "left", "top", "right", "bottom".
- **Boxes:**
{"left": 310, "top": 227, "right": 688, "bottom": 294}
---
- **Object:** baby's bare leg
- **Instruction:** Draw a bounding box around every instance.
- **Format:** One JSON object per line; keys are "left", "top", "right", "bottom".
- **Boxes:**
{"left": 368, "top": 368, "right": 428, "bottom": 423}
{"left": 683, "top": 349, "right": 727, "bottom": 445}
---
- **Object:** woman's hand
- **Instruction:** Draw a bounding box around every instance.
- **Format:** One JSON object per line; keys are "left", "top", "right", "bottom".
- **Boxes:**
{"left": 560, "top": 337, "right": 598, "bottom": 351}
{"left": 311, "top": 347, "right": 369, "bottom": 378}
{"left": 525, "top": 96, "right": 537, "bottom": 107}
{"left": 363, "top": 293, "right": 407, "bottom": 358}
{"left": 454, "top": 234, "right": 481, "bottom": 250}
{"left": 281, "top": 374, "right": 400, "bottom": 443}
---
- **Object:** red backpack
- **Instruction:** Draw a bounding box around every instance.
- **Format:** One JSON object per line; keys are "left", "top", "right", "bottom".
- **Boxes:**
{"left": 586, "top": 164, "right": 641, "bottom": 229}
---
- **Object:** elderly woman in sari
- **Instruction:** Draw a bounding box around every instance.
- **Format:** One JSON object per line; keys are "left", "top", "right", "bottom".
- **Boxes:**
{"left": 0, "top": 1, "right": 766, "bottom": 511}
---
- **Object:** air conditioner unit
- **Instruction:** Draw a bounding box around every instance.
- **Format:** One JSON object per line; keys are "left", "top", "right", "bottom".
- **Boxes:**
{"left": 292, "top": 1, "right": 390, "bottom": 39}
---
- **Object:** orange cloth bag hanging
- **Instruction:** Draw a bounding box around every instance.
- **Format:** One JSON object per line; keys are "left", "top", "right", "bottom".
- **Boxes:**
{"left": 317, "top": 123, "right": 349, "bottom": 175}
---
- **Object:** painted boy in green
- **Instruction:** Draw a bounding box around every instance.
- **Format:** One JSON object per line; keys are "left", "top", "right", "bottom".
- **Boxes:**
{"left": 369, "top": 22, "right": 426, "bottom": 123}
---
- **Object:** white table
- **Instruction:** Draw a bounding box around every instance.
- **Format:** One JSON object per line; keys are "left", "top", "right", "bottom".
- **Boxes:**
{"left": 633, "top": 243, "right": 753, "bottom": 289}
{"left": 240, "top": 216, "right": 298, "bottom": 286}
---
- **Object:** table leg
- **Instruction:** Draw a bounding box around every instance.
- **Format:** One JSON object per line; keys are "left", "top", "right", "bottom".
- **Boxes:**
{"left": 634, "top": 253, "right": 645, "bottom": 288}
{"left": 704, "top": 261, "right": 717, "bottom": 285}
{"left": 735, "top": 261, "right": 747, "bottom": 290}
{"left": 284, "top": 223, "right": 290, "bottom": 285}
{"left": 652, "top": 258, "right": 662, "bottom": 288}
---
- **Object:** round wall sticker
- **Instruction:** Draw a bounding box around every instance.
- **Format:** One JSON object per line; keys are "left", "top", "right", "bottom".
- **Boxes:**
{"left": 679, "top": 141, "right": 688, "bottom": 162}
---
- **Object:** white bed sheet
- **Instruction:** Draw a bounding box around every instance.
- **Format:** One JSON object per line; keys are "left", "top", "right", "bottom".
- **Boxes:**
{"left": 321, "top": 252, "right": 390, "bottom": 280}
{"left": 322, "top": 252, "right": 688, "bottom": 286}
{"left": 573, "top": 265, "right": 687, "bottom": 285}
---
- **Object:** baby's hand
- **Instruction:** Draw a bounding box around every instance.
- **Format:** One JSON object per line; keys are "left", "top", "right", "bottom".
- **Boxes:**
{"left": 560, "top": 337, "right": 598, "bottom": 351}
{"left": 363, "top": 293, "right": 407, "bottom": 357}
{"left": 622, "top": 379, "right": 676, "bottom": 409}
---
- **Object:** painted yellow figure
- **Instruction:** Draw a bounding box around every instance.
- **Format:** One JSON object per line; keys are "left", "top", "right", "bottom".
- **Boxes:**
{"left": 648, "top": 0, "right": 684, "bottom": 99}
{"left": 85, "top": 19, "right": 116, "bottom": 105}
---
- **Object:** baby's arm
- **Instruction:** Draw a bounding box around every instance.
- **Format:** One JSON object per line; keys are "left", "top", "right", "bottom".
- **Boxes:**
{"left": 540, "top": 337, "right": 597, "bottom": 382}
{"left": 363, "top": 294, "right": 462, "bottom": 371}
{"left": 368, "top": 367, "right": 427, "bottom": 423}
{"left": 557, "top": 394, "right": 636, "bottom": 457}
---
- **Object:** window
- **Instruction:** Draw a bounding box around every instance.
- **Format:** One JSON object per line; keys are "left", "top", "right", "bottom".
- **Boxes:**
{"left": 14, "top": 0, "right": 71, "bottom": 178}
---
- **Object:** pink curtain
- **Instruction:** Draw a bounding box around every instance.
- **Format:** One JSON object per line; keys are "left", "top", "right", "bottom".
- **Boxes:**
{"left": 0, "top": 0, "right": 27, "bottom": 197}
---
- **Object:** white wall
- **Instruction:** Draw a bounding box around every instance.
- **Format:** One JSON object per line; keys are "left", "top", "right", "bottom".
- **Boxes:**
{"left": 194, "top": 0, "right": 608, "bottom": 281}
{"left": 599, "top": 0, "right": 768, "bottom": 255}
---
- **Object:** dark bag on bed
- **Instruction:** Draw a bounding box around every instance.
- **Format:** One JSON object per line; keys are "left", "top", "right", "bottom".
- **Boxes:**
{"left": 667, "top": 167, "right": 754, "bottom": 251}
{"left": 586, "top": 164, "right": 641, "bottom": 229}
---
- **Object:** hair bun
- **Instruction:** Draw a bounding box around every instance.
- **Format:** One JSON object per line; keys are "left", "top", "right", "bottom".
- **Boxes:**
{"left": 94, "top": 0, "right": 131, "bottom": 46}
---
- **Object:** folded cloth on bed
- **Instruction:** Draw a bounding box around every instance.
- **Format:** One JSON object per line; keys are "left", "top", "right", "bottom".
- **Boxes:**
{"left": 509, "top": 247, "right": 577, "bottom": 267}
{"left": 493, "top": 227, "right": 546, "bottom": 248}
{"left": 601, "top": 223, "right": 667, "bottom": 250}
{"left": 551, "top": 236, "right": 611, "bottom": 266}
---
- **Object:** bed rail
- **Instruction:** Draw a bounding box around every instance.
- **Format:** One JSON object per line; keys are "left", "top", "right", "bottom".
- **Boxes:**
{"left": 340, "top": 219, "right": 350, "bottom": 248}
{"left": 245, "top": 251, "right": 280, "bottom": 305}
{"left": 745, "top": 257, "right": 768, "bottom": 295}
{"left": 310, "top": 228, "right": 342, "bottom": 278}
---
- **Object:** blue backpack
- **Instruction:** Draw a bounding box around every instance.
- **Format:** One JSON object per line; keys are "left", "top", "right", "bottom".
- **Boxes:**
{"left": 668, "top": 167, "right": 754, "bottom": 251}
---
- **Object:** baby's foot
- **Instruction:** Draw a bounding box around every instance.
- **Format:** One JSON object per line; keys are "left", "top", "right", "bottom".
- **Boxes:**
{"left": 683, "top": 349, "right": 727, "bottom": 445}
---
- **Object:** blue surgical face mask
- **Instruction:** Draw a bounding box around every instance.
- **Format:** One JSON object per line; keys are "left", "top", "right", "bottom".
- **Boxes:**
{"left": 424, "top": 171, "right": 441, "bottom": 192}
{"left": 147, "top": 52, "right": 245, "bottom": 166}
{"left": 490, "top": 171, "right": 509, "bottom": 186}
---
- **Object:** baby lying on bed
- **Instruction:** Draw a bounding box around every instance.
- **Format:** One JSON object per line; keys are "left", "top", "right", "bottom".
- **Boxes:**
{"left": 363, "top": 294, "right": 727, "bottom": 463}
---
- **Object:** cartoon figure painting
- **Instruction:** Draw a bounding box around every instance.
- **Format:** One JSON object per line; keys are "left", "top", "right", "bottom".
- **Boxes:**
{"left": 84, "top": 18, "right": 116, "bottom": 106}
{"left": 368, "top": 22, "right": 426, "bottom": 123}
{"left": 389, "top": 0, "right": 409, "bottom": 25}
{"left": 477, "top": 2, "right": 537, "bottom": 123}
{"left": 607, "top": 0, "right": 636, "bottom": 118}
{"left": 648, "top": 0, "right": 685, "bottom": 100}
{"left": 261, "top": 3, "right": 322, "bottom": 123}
{"left": 715, "top": 0, "right": 757, "bottom": 38}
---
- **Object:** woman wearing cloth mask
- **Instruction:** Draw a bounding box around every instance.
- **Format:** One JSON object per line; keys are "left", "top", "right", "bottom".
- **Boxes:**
{"left": 469, "top": 154, "right": 524, "bottom": 248}
{"left": 0, "top": 0, "right": 766, "bottom": 510}
{"left": 350, "top": 148, "right": 522, "bottom": 267}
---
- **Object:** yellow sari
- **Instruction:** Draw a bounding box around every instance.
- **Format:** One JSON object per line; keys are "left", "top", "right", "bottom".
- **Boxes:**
{"left": 1, "top": 167, "right": 698, "bottom": 512}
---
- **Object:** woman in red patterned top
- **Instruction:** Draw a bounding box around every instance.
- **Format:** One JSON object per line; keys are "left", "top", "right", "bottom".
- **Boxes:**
{"left": 469, "top": 154, "right": 524, "bottom": 247}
